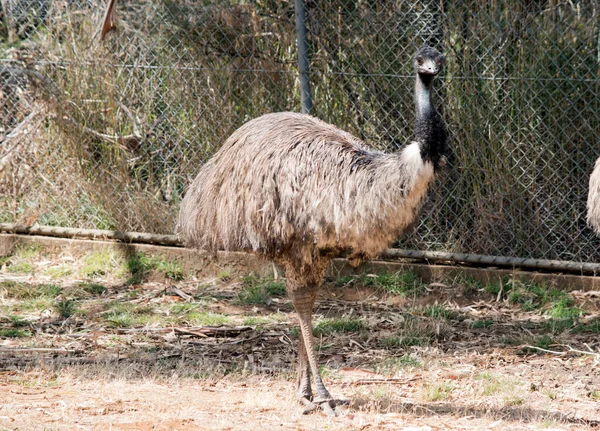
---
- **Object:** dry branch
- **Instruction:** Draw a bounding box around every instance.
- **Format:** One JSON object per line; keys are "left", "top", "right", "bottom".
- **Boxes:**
{"left": 115, "top": 326, "right": 253, "bottom": 337}
{"left": 520, "top": 344, "right": 600, "bottom": 360}
{"left": 343, "top": 376, "right": 422, "bottom": 386}
{"left": 0, "top": 347, "right": 71, "bottom": 353}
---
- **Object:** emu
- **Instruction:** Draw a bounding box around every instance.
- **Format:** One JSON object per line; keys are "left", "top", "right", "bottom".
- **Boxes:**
{"left": 177, "top": 46, "right": 448, "bottom": 415}
{"left": 587, "top": 157, "right": 600, "bottom": 233}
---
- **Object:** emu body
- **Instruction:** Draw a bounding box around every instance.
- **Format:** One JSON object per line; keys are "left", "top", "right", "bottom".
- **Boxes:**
{"left": 178, "top": 113, "right": 434, "bottom": 265}
{"left": 587, "top": 157, "right": 600, "bottom": 233}
{"left": 177, "top": 46, "right": 448, "bottom": 415}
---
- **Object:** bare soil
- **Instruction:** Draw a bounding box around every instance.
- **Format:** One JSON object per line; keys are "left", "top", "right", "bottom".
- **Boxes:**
{"left": 1, "top": 267, "right": 599, "bottom": 430}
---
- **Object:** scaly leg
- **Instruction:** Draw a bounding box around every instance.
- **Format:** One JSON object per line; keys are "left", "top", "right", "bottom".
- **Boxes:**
{"left": 296, "top": 334, "right": 311, "bottom": 399}
{"left": 295, "top": 306, "right": 336, "bottom": 416}
{"left": 284, "top": 256, "right": 337, "bottom": 416}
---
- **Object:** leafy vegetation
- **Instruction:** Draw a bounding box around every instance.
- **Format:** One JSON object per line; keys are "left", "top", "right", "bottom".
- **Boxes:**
{"left": 0, "top": 328, "right": 31, "bottom": 338}
{"left": 334, "top": 272, "right": 424, "bottom": 296}
{"left": 421, "top": 381, "right": 453, "bottom": 402}
{"left": 313, "top": 318, "right": 366, "bottom": 336}
{"left": 469, "top": 319, "right": 494, "bottom": 329}
{"left": 124, "top": 253, "right": 185, "bottom": 284}
{"left": 54, "top": 299, "right": 78, "bottom": 319}
{"left": 80, "top": 282, "right": 107, "bottom": 296}
{"left": 236, "top": 275, "right": 286, "bottom": 305}
{"left": 0, "top": 281, "right": 61, "bottom": 300}
{"left": 80, "top": 249, "right": 122, "bottom": 279}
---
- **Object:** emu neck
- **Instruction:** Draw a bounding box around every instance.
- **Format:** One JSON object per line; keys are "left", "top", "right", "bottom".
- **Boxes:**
{"left": 414, "top": 74, "right": 446, "bottom": 170}
{"left": 415, "top": 76, "right": 433, "bottom": 117}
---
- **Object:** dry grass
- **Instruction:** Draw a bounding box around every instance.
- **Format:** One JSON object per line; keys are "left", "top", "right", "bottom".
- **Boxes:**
{"left": 1, "top": 255, "right": 599, "bottom": 429}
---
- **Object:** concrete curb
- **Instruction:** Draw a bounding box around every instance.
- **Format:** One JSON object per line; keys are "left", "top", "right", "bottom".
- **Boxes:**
{"left": 2, "top": 233, "right": 599, "bottom": 291}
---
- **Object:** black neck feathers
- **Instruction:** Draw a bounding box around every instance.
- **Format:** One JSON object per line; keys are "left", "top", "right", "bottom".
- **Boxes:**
{"left": 414, "top": 74, "right": 447, "bottom": 171}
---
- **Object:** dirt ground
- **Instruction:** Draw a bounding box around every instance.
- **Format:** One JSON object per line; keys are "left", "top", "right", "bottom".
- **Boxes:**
{"left": 1, "top": 255, "right": 600, "bottom": 430}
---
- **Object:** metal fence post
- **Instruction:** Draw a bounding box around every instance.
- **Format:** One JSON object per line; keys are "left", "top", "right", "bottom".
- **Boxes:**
{"left": 294, "top": 0, "right": 312, "bottom": 114}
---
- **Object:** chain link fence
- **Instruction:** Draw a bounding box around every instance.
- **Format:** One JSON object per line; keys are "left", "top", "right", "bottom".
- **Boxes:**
{"left": 1, "top": 0, "right": 599, "bottom": 263}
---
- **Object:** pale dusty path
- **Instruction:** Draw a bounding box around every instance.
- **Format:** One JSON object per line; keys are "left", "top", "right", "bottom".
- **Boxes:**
{"left": 0, "top": 365, "right": 598, "bottom": 431}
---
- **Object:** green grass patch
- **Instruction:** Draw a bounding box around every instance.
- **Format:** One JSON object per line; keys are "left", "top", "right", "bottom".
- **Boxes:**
{"left": 469, "top": 319, "right": 494, "bottom": 329}
{"left": 503, "top": 394, "right": 525, "bottom": 406}
{"left": 333, "top": 275, "right": 354, "bottom": 287}
{"left": 488, "top": 279, "right": 583, "bottom": 322}
{"left": 343, "top": 272, "right": 424, "bottom": 295}
{"left": 43, "top": 265, "right": 73, "bottom": 279}
{"left": 17, "top": 297, "right": 54, "bottom": 312}
{"left": 79, "top": 282, "right": 107, "bottom": 296}
{"left": 8, "top": 315, "right": 30, "bottom": 327}
{"left": 380, "top": 334, "right": 428, "bottom": 348}
{"left": 185, "top": 311, "right": 231, "bottom": 326}
{"left": 519, "top": 335, "right": 555, "bottom": 353}
{"left": 371, "top": 272, "right": 423, "bottom": 296}
{"left": 152, "top": 259, "right": 184, "bottom": 281}
{"left": 375, "top": 355, "right": 421, "bottom": 375}
{"left": 418, "top": 303, "right": 457, "bottom": 320}
{"left": 124, "top": 253, "right": 184, "bottom": 284}
{"left": 237, "top": 275, "right": 286, "bottom": 305}
{"left": 0, "top": 255, "right": 11, "bottom": 267}
{"left": 475, "top": 372, "right": 505, "bottom": 396}
{"left": 575, "top": 318, "right": 600, "bottom": 333}
{"left": 80, "top": 249, "right": 122, "bottom": 278}
{"left": 105, "top": 312, "right": 134, "bottom": 328}
{"left": 421, "top": 381, "right": 453, "bottom": 402}
{"left": 0, "top": 328, "right": 32, "bottom": 338}
{"left": 455, "top": 275, "right": 482, "bottom": 296}
{"left": 547, "top": 297, "right": 581, "bottom": 319}
{"left": 217, "top": 270, "right": 231, "bottom": 281}
{"left": 14, "top": 374, "right": 60, "bottom": 388}
{"left": 313, "top": 318, "right": 366, "bottom": 336}
{"left": 4, "top": 245, "right": 43, "bottom": 274}
{"left": 0, "top": 281, "right": 61, "bottom": 299}
{"left": 483, "top": 280, "right": 504, "bottom": 296}
{"left": 7, "top": 261, "right": 35, "bottom": 273}
{"left": 54, "top": 298, "right": 78, "bottom": 319}
{"left": 102, "top": 301, "right": 157, "bottom": 328}
{"left": 170, "top": 303, "right": 201, "bottom": 315}
{"left": 474, "top": 372, "right": 524, "bottom": 404}
{"left": 380, "top": 314, "right": 438, "bottom": 349}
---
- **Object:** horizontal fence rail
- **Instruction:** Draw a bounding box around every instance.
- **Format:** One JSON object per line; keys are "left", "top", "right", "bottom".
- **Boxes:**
{"left": 1, "top": 1, "right": 599, "bottom": 268}
{"left": 2, "top": 223, "right": 600, "bottom": 275}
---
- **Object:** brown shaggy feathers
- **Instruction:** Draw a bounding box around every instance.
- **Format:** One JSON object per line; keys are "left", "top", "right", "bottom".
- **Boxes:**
{"left": 587, "top": 157, "right": 600, "bottom": 233}
{"left": 177, "top": 112, "right": 435, "bottom": 266}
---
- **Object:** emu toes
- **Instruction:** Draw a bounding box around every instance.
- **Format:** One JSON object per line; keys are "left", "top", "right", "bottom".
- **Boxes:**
{"left": 333, "top": 397, "right": 350, "bottom": 406}
{"left": 320, "top": 401, "right": 338, "bottom": 417}
{"left": 299, "top": 397, "right": 339, "bottom": 416}
{"left": 299, "top": 397, "right": 318, "bottom": 415}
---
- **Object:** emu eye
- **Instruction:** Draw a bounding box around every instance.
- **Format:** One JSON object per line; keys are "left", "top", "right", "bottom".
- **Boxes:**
{"left": 416, "top": 57, "right": 424, "bottom": 65}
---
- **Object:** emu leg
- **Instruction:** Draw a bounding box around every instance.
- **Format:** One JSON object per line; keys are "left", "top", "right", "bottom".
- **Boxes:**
{"left": 296, "top": 334, "right": 311, "bottom": 400}
{"left": 284, "top": 257, "right": 336, "bottom": 416}
{"left": 295, "top": 305, "right": 336, "bottom": 416}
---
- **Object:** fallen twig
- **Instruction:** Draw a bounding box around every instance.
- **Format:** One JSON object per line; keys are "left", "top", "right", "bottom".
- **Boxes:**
{"left": 0, "top": 347, "right": 71, "bottom": 353}
{"left": 115, "top": 325, "right": 253, "bottom": 337}
{"left": 520, "top": 344, "right": 600, "bottom": 359}
{"left": 169, "top": 287, "right": 194, "bottom": 302}
{"left": 343, "top": 376, "right": 422, "bottom": 386}
{"left": 173, "top": 328, "right": 209, "bottom": 338}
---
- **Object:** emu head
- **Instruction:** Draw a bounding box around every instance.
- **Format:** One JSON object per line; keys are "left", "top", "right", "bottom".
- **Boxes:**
{"left": 414, "top": 46, "right": 445, "bottom": 84}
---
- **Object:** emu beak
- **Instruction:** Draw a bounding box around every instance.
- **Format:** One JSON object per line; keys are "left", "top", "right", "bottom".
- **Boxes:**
{"left": 417, "top": 60, "right": 441, "bottom": 76}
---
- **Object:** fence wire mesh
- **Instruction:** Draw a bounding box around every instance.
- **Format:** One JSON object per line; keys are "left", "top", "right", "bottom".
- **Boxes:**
{"left": 1, "top": 0, "right": 599, "bottom": 263}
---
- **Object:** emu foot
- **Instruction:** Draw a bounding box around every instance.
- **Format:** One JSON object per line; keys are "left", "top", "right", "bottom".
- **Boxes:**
{"left": 298, "top": 397, "right": 338, "bottom": 417}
